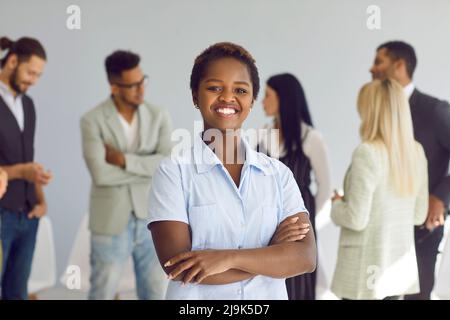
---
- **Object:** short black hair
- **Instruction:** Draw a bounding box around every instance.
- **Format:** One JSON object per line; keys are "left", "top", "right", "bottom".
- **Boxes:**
{"left": 0, "top": 36, "right": 46, "bottom": 68}
{"left": 190, "top": 42, "right": 260, "bottom": 100}
{"left": 105, "top": 50, "right": 140, "bottom": 83}
{"left": 378, "top": 41, "right": 417, "bottom": 79}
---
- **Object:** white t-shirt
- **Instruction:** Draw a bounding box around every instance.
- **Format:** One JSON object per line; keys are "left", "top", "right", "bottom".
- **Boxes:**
{"left": 117, "top": 112, "right": 140, "bottom": 153}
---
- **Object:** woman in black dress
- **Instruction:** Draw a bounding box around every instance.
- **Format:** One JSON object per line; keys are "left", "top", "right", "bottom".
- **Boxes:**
{"left": 258, "top": 73, "right": 331, "bottom": 300}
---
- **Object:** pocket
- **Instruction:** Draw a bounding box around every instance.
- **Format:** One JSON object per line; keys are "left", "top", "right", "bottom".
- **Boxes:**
{"left": 188, "top": 204, "right": 217, "bottom": 250}
{"left": 260, "top": 205, "right": 279, "bottom": 246}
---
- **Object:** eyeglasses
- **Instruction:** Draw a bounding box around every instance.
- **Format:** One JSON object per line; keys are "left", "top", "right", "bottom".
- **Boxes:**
{"left": 113, "top": 75, "right": 148, "bottom": 90}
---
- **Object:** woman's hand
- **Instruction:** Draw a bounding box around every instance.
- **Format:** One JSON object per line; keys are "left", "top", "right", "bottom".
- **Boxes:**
{"left": 165, "top": 250, "right": 235, "bottom": 285}
{"left": 269, "top": 216, "right": 310, "bottom": 245}
{"left": 332, "top": 189, "right": 343, "bottom": 202}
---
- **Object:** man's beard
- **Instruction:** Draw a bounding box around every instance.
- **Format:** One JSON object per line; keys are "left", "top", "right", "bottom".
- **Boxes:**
{"left": 120, "top": 95, "right": 140, "bottom": 109}
{"left": 9, "top": 68, "right": 26, "bottom": 94}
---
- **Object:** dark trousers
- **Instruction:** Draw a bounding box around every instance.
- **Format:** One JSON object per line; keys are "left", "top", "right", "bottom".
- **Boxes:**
{"left": 404, "top": 225, "right": 445, "bottom": 300}
{"left": 0, "top": 207, "right": 39, "bottom": 300}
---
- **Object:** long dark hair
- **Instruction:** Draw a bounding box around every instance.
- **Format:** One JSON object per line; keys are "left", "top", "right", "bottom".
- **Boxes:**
{"left": 266, "top": 73, "right": 313, "bottom": 158}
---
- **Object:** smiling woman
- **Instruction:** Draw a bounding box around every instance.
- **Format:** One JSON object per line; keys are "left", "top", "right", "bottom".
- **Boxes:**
{"left": 190, "top": 43, "right": 259, "bottom": 133}
{"left": 147, "top": 42, "right": 317, "bottom": 300}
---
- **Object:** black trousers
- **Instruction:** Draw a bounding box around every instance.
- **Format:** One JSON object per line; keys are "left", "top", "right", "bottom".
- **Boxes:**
{"left": 404, "top": 225, "right": 445, "bottom": 300}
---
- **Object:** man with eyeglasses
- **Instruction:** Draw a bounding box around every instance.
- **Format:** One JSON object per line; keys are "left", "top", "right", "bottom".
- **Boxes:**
{"left": 80, "top": 50, "right": 172, "bottom": 300}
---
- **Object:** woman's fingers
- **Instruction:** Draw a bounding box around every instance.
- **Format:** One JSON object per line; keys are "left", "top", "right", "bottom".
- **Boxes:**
{"left": 271, "top": 222, "right": 311, "bottom": 244}
{"left": 182, "top": 265, "right": 202, "bottom": 284}
{"left": 278, "top": 216, "right": 298, "bottom": 229}
{"left": 279, "top": 228, "right": 309, "bottom": 239}
{"left": 277, "top": 223, "right": 309, "bottom": 236}
{"left": 278, "top": 229, "right": 309, "bottom": 242}
{"left": 168, "top": 259, "right": 195, "bottom": 279}
{"left": 195, "top": 269, "right": 209, "bottom": 284}
{"left": 286, "top": 235, "right": 306, "bottom": 242}
{"left": 165, "top": 251, "right": 193, "bottom": 267}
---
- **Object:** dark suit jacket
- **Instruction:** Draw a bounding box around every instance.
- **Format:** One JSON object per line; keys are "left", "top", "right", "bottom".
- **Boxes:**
{"left": 410, "top": 89, "right": 450, "bottom": 208}
{"left": 0, "top": 94, "right": 37, "bottom": 212}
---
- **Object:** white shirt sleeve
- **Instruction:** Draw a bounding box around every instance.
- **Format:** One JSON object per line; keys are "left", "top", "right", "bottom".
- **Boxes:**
{"left": 276, "top": 159, "right": 309, "bottom": 221}
{"left": 148, "top": 158, "right": 188, "bottom": 225}
{"left": 302, "top": 128, "right": 332, "bottom": 214}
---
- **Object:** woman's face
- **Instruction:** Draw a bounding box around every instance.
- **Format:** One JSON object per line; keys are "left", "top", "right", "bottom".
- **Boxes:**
{"left": 194, "top": 57, "right": 254, "bottom": 132}
{"left": 262, "top": 85, "right": 279, "bottom": 117}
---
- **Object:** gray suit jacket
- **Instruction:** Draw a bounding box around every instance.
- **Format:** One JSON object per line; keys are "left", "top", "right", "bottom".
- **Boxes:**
{"left": 81, "top": 97, "right": 172, "bottom": 235}
{"left": 410, "top": 89, "right": 450, "bottom": 208}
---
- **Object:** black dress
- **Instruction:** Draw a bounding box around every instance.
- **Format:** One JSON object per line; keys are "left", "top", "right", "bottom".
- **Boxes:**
{"left": 258, "top": 128, "right": 317, "bottom": 300}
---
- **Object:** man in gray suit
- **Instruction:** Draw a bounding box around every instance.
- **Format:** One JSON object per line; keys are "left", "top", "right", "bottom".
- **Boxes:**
{"left": 370, "top": 41, "right": 450, "bottom": 299}
{"left": 81, "top": 50, "right": 172, "bottom": 300}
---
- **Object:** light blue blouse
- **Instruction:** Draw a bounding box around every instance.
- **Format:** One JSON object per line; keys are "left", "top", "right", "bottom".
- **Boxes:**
{"left": 148, "top": 134, "right": 307, "bottom": 300}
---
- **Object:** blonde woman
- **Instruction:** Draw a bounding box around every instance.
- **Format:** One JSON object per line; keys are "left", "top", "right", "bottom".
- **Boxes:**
{"left": 0, "top": 167, "right": 7, "bottom": 199}
{"left": 330, "top": 78, "right": 428, "bottom": 300}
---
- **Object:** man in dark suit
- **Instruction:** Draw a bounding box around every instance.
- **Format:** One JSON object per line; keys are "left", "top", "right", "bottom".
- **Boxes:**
{"left": 370, "top": 41, "right": 450, "bottom": 299}
{"left": 0, "top": 37, "right": 53, "bottom": 299}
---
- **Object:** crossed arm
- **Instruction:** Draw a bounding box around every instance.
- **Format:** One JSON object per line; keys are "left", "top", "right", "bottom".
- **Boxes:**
{"left": 149, "top": 212, "right": 316, "bottom": 285}
{"left": 80, "top": 112, "right": 172, "bottom": 186}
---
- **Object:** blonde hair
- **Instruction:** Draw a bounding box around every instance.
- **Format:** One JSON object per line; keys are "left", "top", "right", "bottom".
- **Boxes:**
{"left": 357, "top": 78, "right": 419, "bottom": 196}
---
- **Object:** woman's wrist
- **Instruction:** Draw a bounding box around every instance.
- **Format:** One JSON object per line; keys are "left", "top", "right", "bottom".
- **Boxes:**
{"left": 226, "top": 249, "right": 240, "bottom": 270}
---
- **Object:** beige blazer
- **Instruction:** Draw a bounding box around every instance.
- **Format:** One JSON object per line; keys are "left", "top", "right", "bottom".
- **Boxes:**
{"left": 81, "top": 98, "right": 172, "bottom": 235}
{"left": 331, "top": 142, "right": 428, "bottom": 299}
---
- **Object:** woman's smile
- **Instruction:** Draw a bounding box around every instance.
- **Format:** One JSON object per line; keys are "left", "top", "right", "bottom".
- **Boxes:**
{"left": 212, "top": 103, "right": 241, "bottom": 118}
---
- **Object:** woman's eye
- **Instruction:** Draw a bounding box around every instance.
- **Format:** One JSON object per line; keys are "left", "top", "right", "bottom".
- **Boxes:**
{"left": 235, "top": 88, "right": 248, "bottom": 94}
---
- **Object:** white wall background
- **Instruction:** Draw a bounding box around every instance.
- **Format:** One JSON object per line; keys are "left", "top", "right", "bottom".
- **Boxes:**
{"left": 1, "top": 0, "right": 449, "bottom": 287}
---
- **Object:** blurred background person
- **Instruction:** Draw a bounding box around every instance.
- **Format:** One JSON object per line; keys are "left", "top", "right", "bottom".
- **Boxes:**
{"left": 81, "top": 50, "right": 172, "bottom": 300}
{"left": 0, "top": 36, "right": 52, "bottom": 300}
{"left": 0, "top": 167, "right": 6, "bottom": 284}
{"left": 259, "top": 73, "right": 332, "bottom": 300}
{"left": 331, "top": 79, "right": 428, "bottom": 300}
{"left": 370, "top": 41, "right": 450, "bottom": 299}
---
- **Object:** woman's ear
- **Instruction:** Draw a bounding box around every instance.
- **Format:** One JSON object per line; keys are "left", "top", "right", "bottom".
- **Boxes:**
{"left": 192, "top": 92, "right": 198, "bottom": 107}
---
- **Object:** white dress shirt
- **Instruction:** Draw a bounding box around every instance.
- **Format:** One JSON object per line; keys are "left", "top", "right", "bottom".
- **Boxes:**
{"left": 0, "top": 80, "right": 24, "bottom": 131}
{"left": 404, "top": 82, "right": 415, "bottom": 100}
